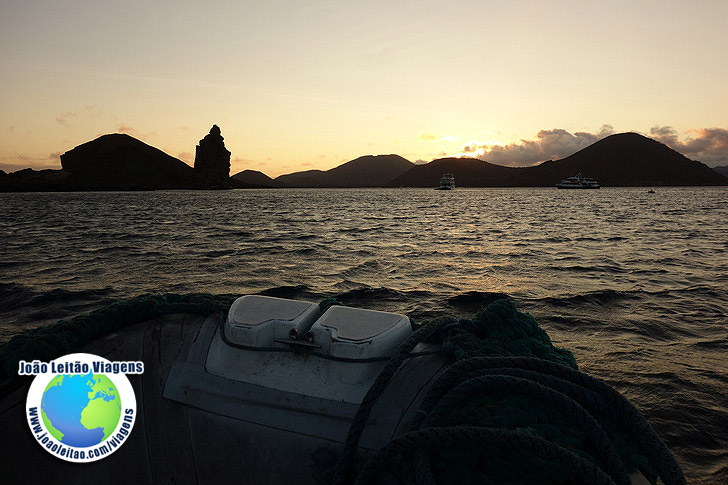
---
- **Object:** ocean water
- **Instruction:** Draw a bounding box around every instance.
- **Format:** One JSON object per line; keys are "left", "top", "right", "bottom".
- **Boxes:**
{"left": 1, "top": 187, "right": 726, "bottom": 483}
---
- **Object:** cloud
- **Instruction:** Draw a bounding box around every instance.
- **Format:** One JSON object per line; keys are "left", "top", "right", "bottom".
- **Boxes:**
{"left": 449, "top": 125, "right": 728, "bottom": 166}
{"left": 116, "top": 124, "right": 136, "bottom": 134}
{"left": 420, "top": 133, "right": 459, "bottom": 142}
{"left": 55, "top": 106, "right": 102, "bottom": 127}
{"left": 455, "top": 125, "right": 615, "bottom": 166}
{"left": 48, "top": 152, "right": 62, "bottom": 161}
{"left": 229, "top": 156, "right": 260, "bottom": 171}
{"left": 56, "top": 112, "right": 76, "bottom": 126}
{"left": 650, "top": 126, "right": 728, "bottom": 166}
{"left": 649, "top": 125, "right": 676, "bottom": 138}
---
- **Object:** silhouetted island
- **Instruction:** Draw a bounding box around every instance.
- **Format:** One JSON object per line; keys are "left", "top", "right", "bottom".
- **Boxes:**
{"left": 60, "top": 133, "right": 194, "bottom": 190}
{"left": 1, "top": 131, "right": 726, "bottom": 191}
{"left": 273, "top": 154, "right": 414, "bottom": 188}
{"left": 0, "top": 125, "right": 253, "bottom": 191}
{"left": 526, "top": 133, "right": 726, "bottom": 187}
{"left": 387, "top": 133, "right": 727, "bottom": 187}
{"left": 231, "top": 170, "right": 285, "bottom": 188}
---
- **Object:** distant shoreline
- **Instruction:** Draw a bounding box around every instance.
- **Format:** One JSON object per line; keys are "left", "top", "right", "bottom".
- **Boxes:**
{"left": 3, "top": 185, "right": 728, "bottom": 195}
{"left": 3, "top": 131, "right": 726, "bottom": 191}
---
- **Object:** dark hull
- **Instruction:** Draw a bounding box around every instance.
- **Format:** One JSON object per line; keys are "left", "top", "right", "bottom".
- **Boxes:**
{"left": 0, "top": 313, "right": 447, "bottom": 485}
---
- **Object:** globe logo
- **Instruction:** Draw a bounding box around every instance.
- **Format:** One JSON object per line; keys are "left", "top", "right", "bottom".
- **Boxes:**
{"left": 41, "top": 372, "right": 122, "bottom": 447}
{"left": 22, "top": 353, "right": 142, "bottom": 462}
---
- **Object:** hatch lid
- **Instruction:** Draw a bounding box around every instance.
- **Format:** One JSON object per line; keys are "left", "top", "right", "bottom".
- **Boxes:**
{"left": 310, "top": 306, "right": 412, "bottom": 359}
{"left": 225, "top": 295, "right": 320, "bottom": 347}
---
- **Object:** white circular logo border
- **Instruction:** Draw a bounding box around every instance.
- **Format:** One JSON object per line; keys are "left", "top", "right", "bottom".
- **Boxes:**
{"left": 25, "top": 353, "right": 138, "bottom": 463}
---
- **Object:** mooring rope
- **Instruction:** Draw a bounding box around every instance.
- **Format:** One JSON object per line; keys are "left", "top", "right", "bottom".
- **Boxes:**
{"left": 341, "top": 300, "right": 686, "bottom": 485}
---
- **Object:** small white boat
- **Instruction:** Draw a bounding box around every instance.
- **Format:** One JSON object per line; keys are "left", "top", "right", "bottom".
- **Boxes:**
{"left": 435, "top": 173, "right": 455, "bottom": 190}
{"left": 556, "top": 173, "right": 600, "bottom": 189}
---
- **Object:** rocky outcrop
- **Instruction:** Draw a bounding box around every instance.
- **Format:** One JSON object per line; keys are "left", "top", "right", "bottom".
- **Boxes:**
{"left": 193, "top": 125, "right": 231, "bottom": 187}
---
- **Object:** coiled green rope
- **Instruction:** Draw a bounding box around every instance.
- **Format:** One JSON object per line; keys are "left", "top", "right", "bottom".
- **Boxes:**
{"left": 345, "top": 299, "right": 685, "bottom": 485}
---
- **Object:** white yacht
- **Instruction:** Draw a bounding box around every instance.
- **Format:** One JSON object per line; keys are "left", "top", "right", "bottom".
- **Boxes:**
{"left": 556, "top": 173, "right": 600, "bottom": 189}
{"left": 435, "top": 173, "right": 455, "bottom": 190}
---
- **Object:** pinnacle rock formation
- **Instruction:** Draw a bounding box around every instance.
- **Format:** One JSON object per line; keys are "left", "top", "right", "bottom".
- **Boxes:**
{"left": 194, "top": 124, "right": 231, "bottom": 186}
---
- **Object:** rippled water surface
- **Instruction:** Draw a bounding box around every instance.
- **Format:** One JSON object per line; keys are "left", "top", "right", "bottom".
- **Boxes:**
{"left": 1, "top": 187, "right": 727, "bottom": 482}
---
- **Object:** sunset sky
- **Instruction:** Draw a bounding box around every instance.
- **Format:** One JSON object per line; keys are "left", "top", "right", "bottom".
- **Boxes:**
{"left": 2, "top": 0, "right": 727, "bottom": 177}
